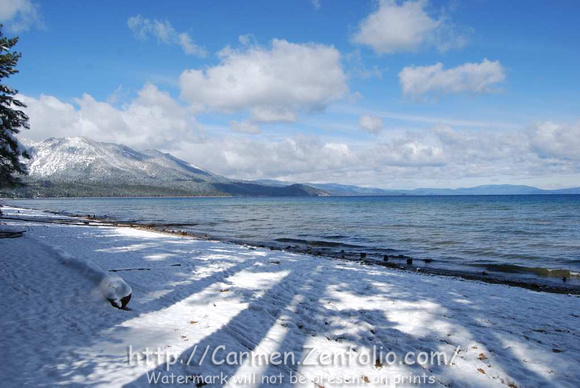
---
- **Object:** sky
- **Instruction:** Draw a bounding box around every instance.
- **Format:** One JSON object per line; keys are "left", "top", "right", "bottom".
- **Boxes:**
{"left": 2, "top": 0, "right": 580, "bottom": 189}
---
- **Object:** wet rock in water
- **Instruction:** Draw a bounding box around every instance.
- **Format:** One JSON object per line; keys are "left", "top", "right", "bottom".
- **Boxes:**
{"left": 482, "top": 271, "right": 489, "bottom": 276}
{"left": 360, "top": 253, "right": 367, "bottom": 259}
{"left": 406, "top": 258, "right": 413, "bottom": 265}
{"left": 383, "top": 255, "right": 389, "bottom": 262}
{"left": 563, "top": 276, "right": 567, "bottom": 282}
{"left": 424, "top": 258, "right": 433, "bottom": 263}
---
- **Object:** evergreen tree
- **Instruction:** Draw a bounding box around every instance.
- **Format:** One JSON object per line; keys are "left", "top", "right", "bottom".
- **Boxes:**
{"left": 0, "top": 24, "right": 29, "bottom": 188}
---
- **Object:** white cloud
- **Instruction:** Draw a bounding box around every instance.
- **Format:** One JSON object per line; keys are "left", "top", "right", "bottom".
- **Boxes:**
{"left": 179, "top": 39, "right": 347, "bottom": 123}
{"left": 345, "top": 50, "right": 383, "bottom": 80}
{"left": 177, "top": 33, "right": 204, "bottom": 56}
{"left": 127, "top": 15, "right": 206, "bottom": 57}
{"left": 310, "top": 0, "right": 321, "bottom": 10}
{"left": 352, "top": 0, "right": 469, "bottom": 55}
{"left": 17, "top": 86, "right": 580, "bottom": 188}
{"left": 358, "top": 115, "right": 384, "bottom": 134}
{"left": 528, "top": 122, "right": 580, "bottom": 161}
{"left": 174, "top": 122, "right": 580, "bottom": 187}
{"left": 238, "top": 33, "right": 257, "bottom": 47}
{"left": 399, "top": 59, "right": 506, "bottom": 98}
{"left": 0, "top": 0, "right": 42, "bottom": 32}
{"left": 250, "top": 107, "right": 297, "bottom": 123}
{"left": 19, "top": 84, "right": 201, "bottom": 151}
{"left": 230, "top": 120, "right": 261, "bottom": 134}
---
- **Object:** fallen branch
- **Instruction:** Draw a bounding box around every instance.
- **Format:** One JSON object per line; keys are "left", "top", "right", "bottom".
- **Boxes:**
{"left": 109, "top": 263, "right": 181, "bottom": 272}
{"left": 0, "top": 230, "right": 25, "bottom": 238}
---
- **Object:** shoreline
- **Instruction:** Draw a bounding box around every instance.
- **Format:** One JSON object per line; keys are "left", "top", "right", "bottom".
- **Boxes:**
{"left": 1, "top": 205, "right": 580, "bottom": 387}
{"left": 3, "top": 204, "right": 579, "bottom": 295}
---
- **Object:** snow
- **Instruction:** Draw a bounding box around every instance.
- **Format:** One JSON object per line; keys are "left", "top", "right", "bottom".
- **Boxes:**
{"left": 1, "top": 206, "right": 579, "bottom": 387}
{"left": 34, "top": 232, "right": 132, "bottom": 308}
{"left": 25, "top": 137, "right": 217, "bottom": 183}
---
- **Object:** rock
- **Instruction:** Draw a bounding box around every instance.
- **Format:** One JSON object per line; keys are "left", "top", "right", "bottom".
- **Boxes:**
{"left": 406, "top": 258, "right": 413, "bottom": 265}
{"left": 108, "top": 293, "right": 132, "bottom": 309}
{"left": 360, "top": 253, "right": 367, "bottom": 259}
{"left": 101, "top": 276, "right": 133, "bottom": 309}
{"left": 424, "top": 258, "right": 433, "bottom": 263}
{"left": 563, "top": 276, "right": 567, "bottom": 282}
{"left": 383, "top": 255, "right": 389, "bottom": 262}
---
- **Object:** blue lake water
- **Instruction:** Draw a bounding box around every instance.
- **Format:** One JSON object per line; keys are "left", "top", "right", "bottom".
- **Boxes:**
{"left": 7, "top": 195, "right": 580, "bottom": 287}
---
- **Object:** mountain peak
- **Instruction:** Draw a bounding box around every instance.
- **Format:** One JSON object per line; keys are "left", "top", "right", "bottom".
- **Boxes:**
{"left": 10, "top": 137, "right": 327, "bottom": 198}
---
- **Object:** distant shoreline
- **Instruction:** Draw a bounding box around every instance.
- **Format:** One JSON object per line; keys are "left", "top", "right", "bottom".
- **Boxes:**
{"left": 3, "top": 192, "right": 580, "bottom": 200}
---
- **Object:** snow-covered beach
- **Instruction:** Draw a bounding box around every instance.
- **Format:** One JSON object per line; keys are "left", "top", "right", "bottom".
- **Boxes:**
{"left": 1, "top": 206, "right": 580, "bottom": 387}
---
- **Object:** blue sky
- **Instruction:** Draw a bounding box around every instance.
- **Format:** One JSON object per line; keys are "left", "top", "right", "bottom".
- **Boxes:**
{"left": 2, "top": 0, "right": 580, "bottom": 189}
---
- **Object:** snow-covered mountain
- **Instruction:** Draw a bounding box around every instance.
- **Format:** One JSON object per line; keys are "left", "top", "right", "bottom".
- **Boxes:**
{"left": 7, "top": 137, "right": 328, "bottom": 197}
{"left": 28, "top": 137, "right": 222, "bottom": 183}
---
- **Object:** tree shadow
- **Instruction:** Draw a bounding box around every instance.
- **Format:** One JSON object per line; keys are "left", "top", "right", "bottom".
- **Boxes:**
{"left": 9, "top": 221, "right": 577, "bottom": 387}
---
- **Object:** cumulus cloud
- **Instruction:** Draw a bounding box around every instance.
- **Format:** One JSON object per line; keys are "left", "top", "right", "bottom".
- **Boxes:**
{"left": 399, "top": 59, "right": 506, "bottom": 98}
{"left": 352, "top": 0, "right": 469, "bottom": 55}
{"left": 230, "top": 120, "right": 261, "bottom": 135}
{"left": 528, "top": 122, "right": 580, "bottom": 161}
{"left": 179, "top": 39, "right": 348, "bottom": 124}
{"left": 127, "top": 15, "right": 206, "bottom": 57}
{"left": 0, "top": 0, "right": 42, "bottom": 32}
{"left": 19, "top": 84, "right": 201, "bottom": 151}
{"left": 17, "top": 85, "right": 580, "bottom": 188}
{"left": 182, "top": 136, "right": 358, "bottom": 181}
{"left": 190, "top": 126, "right": 530, "bottom": 183}
{"left": 250, "top": 107, "right": 297, "bottom": 123}
{"left": 358, "top": 115, "right": 384, "bottom": 134}
{"left": 174, "top": 122, "right": 579, "bottom": 187}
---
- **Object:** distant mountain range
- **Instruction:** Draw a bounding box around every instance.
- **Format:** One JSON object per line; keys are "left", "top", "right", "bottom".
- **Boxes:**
{"left": 2, "top": 137, "right": 328, "bottom": 198}
{"left": 2, "top": 137, "right": 578, "bottom": 198}
{"left": 253, "top": 181, "right": 580, "bottom": 196}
